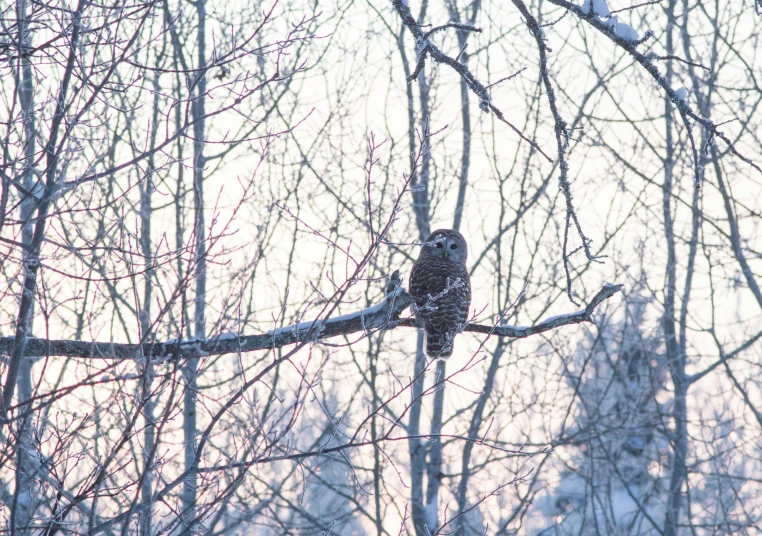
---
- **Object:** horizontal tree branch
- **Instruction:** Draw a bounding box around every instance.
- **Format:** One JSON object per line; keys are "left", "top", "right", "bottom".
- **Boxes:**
{"left": 466, "top": 282, "right": 621, "bottom": 336}
{"left": 0, "top": 284, "right": 622, "bottom": 361}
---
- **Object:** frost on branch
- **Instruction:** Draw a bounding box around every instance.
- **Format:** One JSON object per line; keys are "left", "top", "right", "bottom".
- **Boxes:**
{"left": 0, "top": 284, "right": 622, "bottom": 360}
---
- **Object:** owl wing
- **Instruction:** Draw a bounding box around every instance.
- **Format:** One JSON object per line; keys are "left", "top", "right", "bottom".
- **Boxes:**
{"left": 451, "top": 265, "right": 471, "bottom": 326}
{"left": 409, "top": 261, "right": 429, "bottom": 310}
{"left": 411, "top": 261, "right": 471, "bottom": 358}
{"left": 410, "top": 259, "right": 469, "bottom": 315}
{"left": 429, "top": 263, "right": 470, "bottom": 327}
{"left": 409, "top": 259, "right": 447, "bottom": 305}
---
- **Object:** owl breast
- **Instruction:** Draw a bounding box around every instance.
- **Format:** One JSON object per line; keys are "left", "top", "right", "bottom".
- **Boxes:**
{"left": 409, "top": 257, "right": 471, "bottom": 338}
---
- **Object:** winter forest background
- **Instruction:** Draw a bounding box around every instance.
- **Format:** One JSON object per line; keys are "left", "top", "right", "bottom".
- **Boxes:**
{"left": 1, "top": 0, "right": 761, "bottom": 533}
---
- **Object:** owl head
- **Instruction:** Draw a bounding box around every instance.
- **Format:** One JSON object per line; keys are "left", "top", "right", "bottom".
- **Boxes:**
{"left": 419, "top": 229, "right": 468, "bottom": 264}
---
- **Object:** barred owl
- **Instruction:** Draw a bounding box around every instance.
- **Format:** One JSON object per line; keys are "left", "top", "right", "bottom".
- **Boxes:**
{"left": 409, "top": 229, "right": 471, "bottom": 358}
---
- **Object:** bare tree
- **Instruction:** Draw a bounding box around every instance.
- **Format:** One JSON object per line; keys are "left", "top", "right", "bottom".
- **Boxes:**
{"left": 1, "top": 0, "right": 760, "bottom": 534}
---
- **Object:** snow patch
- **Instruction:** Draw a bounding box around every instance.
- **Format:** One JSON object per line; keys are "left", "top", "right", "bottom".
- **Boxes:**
{"left": 541, "top": 310, "right": 585, "bottom": 325}
{"left": 674, "top": 87, "right": 688, "bottom": 100}
{"left": 209, "top": 331, "right": 237, "bottom": 342}
{"left": 599, "top": 14, "right": 640, "bottom": 43}
{"left": 268, "top": 320, "right": 320, "bottom": 337}
{"left": 326, "top": 301, "right": 386, "bottom": 323}
{"left": 614, "top": 20, "right": 639, "bottom": 42}
{"left": 267, "top": 295, "right": 396, "bottom": 337}
{"left": 581, "top": 0, "right": 610, "bottom": 17}
{"left": 387, "top": 285, "right": 404, "bottom": 299}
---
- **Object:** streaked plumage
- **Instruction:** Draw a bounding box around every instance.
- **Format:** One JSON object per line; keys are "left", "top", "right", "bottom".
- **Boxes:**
{"left": 409, "top": 229, "right": 471, "bottom": 358}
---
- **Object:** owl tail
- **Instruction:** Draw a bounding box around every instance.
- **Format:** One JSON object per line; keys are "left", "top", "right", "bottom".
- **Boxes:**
{"left": 425, "top": 329, "right": 454, "bottom": 359}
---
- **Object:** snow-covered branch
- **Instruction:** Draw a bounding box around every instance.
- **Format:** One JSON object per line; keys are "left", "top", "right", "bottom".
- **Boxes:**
{"left": 548, "top": 0, "right": 761, "bottom": 175}
{"left": 0, "top": 284, "right": 621, "bottom": 360}
{"left": 465, "top": 282, "right": 623, "bottom": 338}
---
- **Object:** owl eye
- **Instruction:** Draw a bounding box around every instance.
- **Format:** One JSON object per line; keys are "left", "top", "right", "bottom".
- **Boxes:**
{"left": 450, "top": 244, "right": 457, "bottom": 250}
{"left": 436, "top": 242, "right": 443, "bottom": 248}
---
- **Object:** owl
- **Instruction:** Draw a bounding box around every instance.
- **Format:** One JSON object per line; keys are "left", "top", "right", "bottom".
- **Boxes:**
{"left": 409, "top": 229, "right": 472, "bottom": 358}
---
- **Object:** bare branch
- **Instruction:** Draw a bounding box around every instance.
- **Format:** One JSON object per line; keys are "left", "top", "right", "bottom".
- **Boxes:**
{"left": 0, "top": 284, "right": 621, "bottom": 362}
{"left": 391, "top": 0, "right": 553, "bottom": 162}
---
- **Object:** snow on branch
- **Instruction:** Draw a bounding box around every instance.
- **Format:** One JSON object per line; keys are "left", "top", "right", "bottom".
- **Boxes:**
{"left": 465, "top": 282, "right": 623, "bottom": 338}
{"left": 0, "top": 284, "right": 622, "bottom": 360}
{"left": 550, "top": 0, "right": 761, "bottom": 175}
{"left": 581, "top": 0, "right": 611, "bottom": 17}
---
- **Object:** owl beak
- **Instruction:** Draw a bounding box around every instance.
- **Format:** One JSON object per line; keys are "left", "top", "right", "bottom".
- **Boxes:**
{"left": 443, "top": 250, "right": 449, "bottom": 260}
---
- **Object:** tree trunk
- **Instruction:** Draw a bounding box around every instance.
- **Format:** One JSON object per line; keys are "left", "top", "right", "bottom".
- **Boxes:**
{"left": 11, "top": 0, "right": 40, "bottom": 529}
{"left": 183, "top": 0, "right": 207, "bottom": 528}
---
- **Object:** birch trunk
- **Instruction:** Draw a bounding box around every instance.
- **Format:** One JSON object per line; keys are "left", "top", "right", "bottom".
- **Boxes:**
{"left": 662, "top": 2, "right": 688, "bottom": 532}
{"left": 183, "top": 0, "right": 207, "bottom": 528}
{"left": 138, "top": 69, "right": 162, "bottom": 536}
{"left": 11, "top": 0, "right": 40, "bottom": 529}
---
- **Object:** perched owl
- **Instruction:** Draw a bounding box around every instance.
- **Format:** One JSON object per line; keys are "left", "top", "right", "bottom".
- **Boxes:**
{"left": 409, "top": 229, "right": 472, "bottom": 358}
